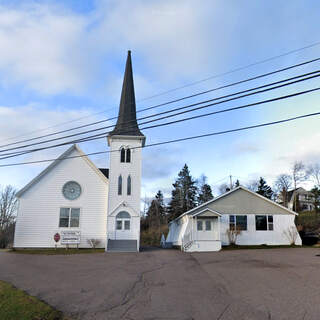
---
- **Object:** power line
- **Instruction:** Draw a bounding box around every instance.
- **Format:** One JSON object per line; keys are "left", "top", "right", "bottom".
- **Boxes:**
{"left": 2, "top": 56, "right": 319, "bottom": 150}
{"left": 139, "top": 40, "right": 320, "bottom": 101}
{"left": 1, "top": 110, "right": 319, "bottom": 168}
{"left": 2, "top": 45, "right": 320, "bottom": 147}
{"left": 1, "top": 69, "right": 319, "bottom": 156}
{"left": 1, "top": 82, "right": 320, "bottom": 161}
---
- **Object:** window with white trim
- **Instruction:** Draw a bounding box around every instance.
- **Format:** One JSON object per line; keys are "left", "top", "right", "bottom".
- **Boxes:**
{"left": 205, "top": 220, "right": 211, "bottom": 231}
{"left": 229, "top": 215, "right": 247, "bottom": 230}
{"left": 127, "top": 175, "right": 131, "bottom": 195}
{"left": 59, "top": 208, "right": 80, "bottom": 228}
{"left": 197, "top": 219, "right": 213, "bottom": 231}
{"left": 120, "top": 148, "right": 125, "bottom": 163}
{"left": 118, "top": 175, "right": 122, "bottom": 195}
{"left": 120, "top": 147, "right": 131, "bottom": 163}
{"left": 255, "top": 215, "right": 273, "bottom": 231}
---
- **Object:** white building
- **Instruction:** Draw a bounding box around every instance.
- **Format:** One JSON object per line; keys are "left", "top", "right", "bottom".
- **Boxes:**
{"left": 14, "top": 51, "right": 145, "bottom": 252}
{"left": 166, "top": 186, "right": 302, "bottom": 252}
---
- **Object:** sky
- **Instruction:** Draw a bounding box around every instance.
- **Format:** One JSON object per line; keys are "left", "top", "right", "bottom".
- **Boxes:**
{"left": 0, "top": 0, "right": 320, "bottom": 201}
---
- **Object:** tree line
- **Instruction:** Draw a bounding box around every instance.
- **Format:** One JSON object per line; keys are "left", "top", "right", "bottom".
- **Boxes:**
{"left": 142, "top": 160, "right": 320, "bottom": 240}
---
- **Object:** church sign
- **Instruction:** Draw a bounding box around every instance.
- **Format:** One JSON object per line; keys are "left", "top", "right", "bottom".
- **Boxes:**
{"left": 61, "top": 231, "right": 81, "bottom": 245}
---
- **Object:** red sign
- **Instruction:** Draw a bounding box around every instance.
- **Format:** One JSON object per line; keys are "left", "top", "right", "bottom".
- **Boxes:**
{"left": 54, "top": 233, "right": 60, "bottom": 243}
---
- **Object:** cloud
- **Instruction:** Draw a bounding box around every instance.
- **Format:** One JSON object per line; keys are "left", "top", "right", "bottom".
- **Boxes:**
{"left": 142, "top": 147, "right": 180, "bottom": 181}
{"left": 0, "top": 2, "right": 93, "bottom": 94}
{"left": 0, "top": 1, "right": 220, "bottom": 96}
{"left": 234, "top": 142, "right": 260, "bottom": 154}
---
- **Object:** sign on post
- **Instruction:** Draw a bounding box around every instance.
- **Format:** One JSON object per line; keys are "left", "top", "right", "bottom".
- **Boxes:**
{"left": 61, "top": 231, "right": 81, "bottom": 245}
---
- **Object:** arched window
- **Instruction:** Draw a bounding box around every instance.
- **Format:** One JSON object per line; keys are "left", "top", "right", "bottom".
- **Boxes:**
{"left": 127, "top": 175, "right": 131, "bottom": 195}
{"left": 118, "top": 175, "right": 122, "bottom": 195}
{"left": 126, "top": 148, "right": 131, "bottom": 163}
{"left": 120, "top": 148, "right": 125, "bottom": 163}
{"left": 116, "top": 211, "right": 131, "bottom": 230}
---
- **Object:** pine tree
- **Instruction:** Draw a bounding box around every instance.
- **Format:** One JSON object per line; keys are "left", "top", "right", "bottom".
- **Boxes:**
{"left": 198, "top": 175, "right": 214, "bottom": 205}
{"left": 168, "top": 164, "right": 198, "bottom": 220}
{"left": 155, "top": 190, "right": 166, "bottom": 223}
{"left": 256, "top": 177, "right": 273, "bottom": 199}
{"left": 235, "top": 179, "right": 240, "bottom": 187}
{"left": 146, "top": 190, "right": 167, "bottom": 227}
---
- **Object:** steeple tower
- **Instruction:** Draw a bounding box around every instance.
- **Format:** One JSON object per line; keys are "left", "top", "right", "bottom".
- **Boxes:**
{"left": 106, "top": 51, "right": 145, "bottom": 252}
{"left": 109, "top": 51, "right": 144, "bottom": 137}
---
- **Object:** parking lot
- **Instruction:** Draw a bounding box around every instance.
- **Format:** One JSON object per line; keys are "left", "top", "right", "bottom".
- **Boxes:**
{"left": 0, "top": 248, "right": 319, "bottom": 320}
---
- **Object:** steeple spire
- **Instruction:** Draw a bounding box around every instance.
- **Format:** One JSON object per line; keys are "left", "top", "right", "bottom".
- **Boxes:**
{"left": 109, "top": 51, "right": 144, "bottom": 137}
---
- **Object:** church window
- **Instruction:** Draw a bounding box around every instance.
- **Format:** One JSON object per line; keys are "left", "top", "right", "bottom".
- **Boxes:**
{"left": 120, "top": 148, "right": 125, "bottom": 163}
{"left": 127, "top": 175, "right": 131, "bottom": 195}
{"left": 116, "top": 211, "right": 131, "bottom": 231}
{"left": 59, "top": 208, "right": 80, "bottom": 228}
{"left": 126, "top": 149, "right": 131, "bottom": 163}
{"left": 118, "top": 175, "right": 122, "bottom": 195}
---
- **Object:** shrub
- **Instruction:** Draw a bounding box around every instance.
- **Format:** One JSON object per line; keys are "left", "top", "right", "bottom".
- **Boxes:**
{"left": 87, "top": 239, "right": 101, "bottom": 248}
{"left": 226, "top": 226, "right": 241, "bottom": 245}
{"left": 140, "top": 225, "right": 168, "bottom": 247}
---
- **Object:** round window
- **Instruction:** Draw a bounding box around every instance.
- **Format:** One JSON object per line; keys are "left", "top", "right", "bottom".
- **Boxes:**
{"left": 62, "top": 181, "right": 82, "bottom": 200}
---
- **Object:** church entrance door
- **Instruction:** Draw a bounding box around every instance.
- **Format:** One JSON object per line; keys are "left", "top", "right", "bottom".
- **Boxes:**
{"left": 115, "top": 211, "right": 132, "bottom": 239}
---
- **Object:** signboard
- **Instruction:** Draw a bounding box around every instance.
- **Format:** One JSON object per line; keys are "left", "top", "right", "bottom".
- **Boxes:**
{"left": 61, "top": 231, "right": 81, "bottom": 245}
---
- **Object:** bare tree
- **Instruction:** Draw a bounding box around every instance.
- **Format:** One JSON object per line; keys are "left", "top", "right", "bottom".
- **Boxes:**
{"left": 306, "top": 163, "right": 320, "bottom": 187}
{"left": 274, "top": 174, "right": 292, "bottom": 207}
{"left": 292, "top": 161, "right": 307, "bottom": 211}
{"left": 218, "top": 183, "right": 229, "bottom": 195}
{"left": 0, "top": 185, "right": 17, "bottom": 248}
{"left": 245, "top": 179, "right": 259, "bottom": 192}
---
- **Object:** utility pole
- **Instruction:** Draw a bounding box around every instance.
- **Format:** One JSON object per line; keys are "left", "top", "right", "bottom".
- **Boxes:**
{"left": 229, "top": 175, "right": 233, "bottom": 190}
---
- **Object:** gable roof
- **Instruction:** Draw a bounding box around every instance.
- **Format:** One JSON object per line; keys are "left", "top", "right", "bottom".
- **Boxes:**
{"left": 173, "top": 185, "right": 297, "bottom": 222}
{"left": 16, "top": 144, "right": 108, "bottom": 197}
{"left": 192, "top": 208, "right": 222, "bottom": 217}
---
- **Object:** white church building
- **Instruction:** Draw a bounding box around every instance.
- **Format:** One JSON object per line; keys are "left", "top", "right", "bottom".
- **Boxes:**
{"left": 14, "top": 51, "right": 145, "bottom": 252}
{"left": 13, "top": 51, "right": 302, "bottom": 253}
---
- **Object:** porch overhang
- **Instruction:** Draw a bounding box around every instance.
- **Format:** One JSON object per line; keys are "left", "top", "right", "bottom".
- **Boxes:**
{"left": 191, "top": 208, "right": 221, "bottom": 218}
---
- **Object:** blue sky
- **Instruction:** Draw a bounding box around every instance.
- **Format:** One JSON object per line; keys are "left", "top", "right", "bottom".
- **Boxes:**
{"left": 0, "top": 0, "right": 320, "bottom": 199}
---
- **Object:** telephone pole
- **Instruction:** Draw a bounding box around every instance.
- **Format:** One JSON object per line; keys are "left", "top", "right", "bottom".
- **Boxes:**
{"left": 229, "top": 175, "right": 233, "bottom": 190}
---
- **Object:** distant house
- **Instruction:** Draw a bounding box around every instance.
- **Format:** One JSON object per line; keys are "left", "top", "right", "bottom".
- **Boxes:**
{"left": 278, "top": 187, "right": 315, "bottom": 212}
{"left": 166, "top": 186, "right": 302, "bottom": 252}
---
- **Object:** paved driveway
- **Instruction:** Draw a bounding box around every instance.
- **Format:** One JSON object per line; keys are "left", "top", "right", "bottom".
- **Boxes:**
{"left": 0, "top": 248, "right": 319, "bottom": 320}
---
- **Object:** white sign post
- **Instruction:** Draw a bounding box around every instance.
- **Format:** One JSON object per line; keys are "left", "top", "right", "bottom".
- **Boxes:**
{"left": 61, "top": 231, "right": 80, "bottom": 249}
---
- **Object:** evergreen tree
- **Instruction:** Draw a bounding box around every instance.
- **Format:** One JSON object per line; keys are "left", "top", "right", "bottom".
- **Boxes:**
{"left": 235, "top": 179, "right": 240, "bottom": 187}
{"left": 155, "top": 190, "right": 167, "bottom": 223}
{"left": 146, "top": 190, "right": 167, "bottom": 227}
{"left": 198, "top": 175, "right": 214, "bottom": 205}
{"left": 256, "top": 177, "right": 273, "bottom": 199}
{"left": 168, "top": 164, "right": 198, "bottom": 220}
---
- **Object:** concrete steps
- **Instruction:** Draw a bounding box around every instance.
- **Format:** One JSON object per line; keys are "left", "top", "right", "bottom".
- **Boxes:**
{"left": 107, "top": 239, "right": 138, "bottom": 252}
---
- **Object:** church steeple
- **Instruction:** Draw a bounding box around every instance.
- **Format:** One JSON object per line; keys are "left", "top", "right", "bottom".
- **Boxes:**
{"left": 109, "top": 51, "right": 144, "bottom": 137}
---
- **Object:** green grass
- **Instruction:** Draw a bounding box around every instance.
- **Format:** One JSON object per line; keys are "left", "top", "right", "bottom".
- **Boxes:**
{"left": 0, "top": 280, "right": 67, "bottom": 320}
{"left": 221, "top": 244, "right": 318, "bottom": 250}
{"left": 10, "top": 248, "right": 105, "bottom": 255}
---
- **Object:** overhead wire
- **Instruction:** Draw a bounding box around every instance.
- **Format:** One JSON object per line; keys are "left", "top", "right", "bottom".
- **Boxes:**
{"left": 1, "top": 55, "right": 320, "bottom": 149}
{"left": 1, "top": 81, "right": 320, "bottom": 161}
{"left": 1, "top": 110, "right": 320, "bottom": 167}
{"left": 0, "top": 68, "right": 319, "bottom": 157}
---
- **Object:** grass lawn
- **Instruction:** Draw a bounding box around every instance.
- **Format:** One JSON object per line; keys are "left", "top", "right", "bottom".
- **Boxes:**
{"left": 0, "top": 280, "right": 67, "bottom": 320}
{"left": 10, "top": 248, "right": 105, "bottom": 255}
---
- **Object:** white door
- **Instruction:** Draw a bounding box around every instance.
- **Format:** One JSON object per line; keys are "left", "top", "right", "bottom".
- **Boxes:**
{"left": 115, "top": 211, "right": 132, "bottom": 239}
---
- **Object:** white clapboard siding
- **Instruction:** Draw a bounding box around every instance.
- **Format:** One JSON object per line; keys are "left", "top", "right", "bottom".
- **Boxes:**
{"left": 14, "top": 146, "right": 108, "bottom": 248}
{"left": 106, "top": 137, "right": 143, "bottom": 249}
